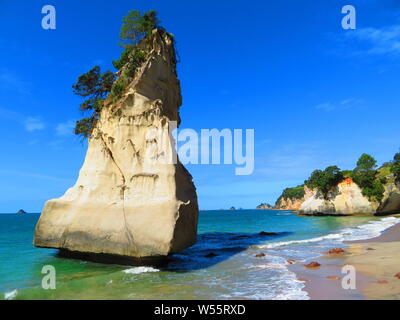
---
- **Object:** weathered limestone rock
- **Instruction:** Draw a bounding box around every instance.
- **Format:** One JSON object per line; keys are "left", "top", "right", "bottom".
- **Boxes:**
{"left": 274, "top": 186, "right": 314, "bottom": 210}
{"left": 34, "top": 29, "right": 199, "bottom": 260}
{"left": 377, "top": 183, "right": 400, "bottom": 215}
{"left": 299, "top": 178, "right": 376, "bottom": 215}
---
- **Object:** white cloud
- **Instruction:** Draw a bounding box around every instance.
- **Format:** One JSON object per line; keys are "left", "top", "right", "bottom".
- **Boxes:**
{"left": 345, "top": 25, "right": 400, "bottom": 56}
{"left": 0, "top": 107, "right": 45, "bottom": 132}
{"left": 55, "top": 120, "right": 75, "bottom": 136}
{"left": 316, "top": 102, "right": 335, "bottom": 111}
{"left": 24, "top": 117, "right": 45, "bottom": 132}
{"left": 316, "top": 98, "right": 361, "bottom": 112}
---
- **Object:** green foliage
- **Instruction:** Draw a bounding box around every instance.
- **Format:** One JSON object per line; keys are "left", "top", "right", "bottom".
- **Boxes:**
{"left": 351, "top": 153, "right": 384, "bottom": 202}
{"left": 119, "top": 10, "right": 160, "bottom": 46}
{"left": 71, "top": 10, "right": 166, "bottom": 139}
{"left": 112, "top": 45, "right": 135, "bottom": 70}
{"left": 377, "top": 163, "right": 392, "bottom": 179}
{"left": 391, "top": 152, "right": 400, "bottom": 185}
{"left": 124, "top": 49, "right": 146, "bottom": 77}
{"left": 355, "top": 153, "right": 377, "bottom": 172}
{"left": 110, "top": 80, "right": 125, "bottom": 99}
{"left": 276, "top": 185, "right": 305, "bottom": 205}
{"left": 72, "top": 66, "right": 115, "bottom": 112}
{"left": 74, "top": 117, "right": 96, "bottom": 139}
{"left": 305, "top": 166, "right": 344, "bottom": 200}
{"left": 341, "top": 170, "right": 353, "bottom": 178}
{"left": 72, "top": 66, "right": 115, "bottom": 138}
{"left": 361, "top": 179, "right": 385, "bottom": 203}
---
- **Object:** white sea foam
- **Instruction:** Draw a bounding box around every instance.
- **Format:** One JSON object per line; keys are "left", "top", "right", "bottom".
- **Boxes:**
{"left": 4, "top": 289, "right": 17, "bottom": 300}
{"left": 244, "top": 217, "right": 400, "bottom": 300}
{"left": 257, "top": 216, "right": 400, "bottom": 250}
{"left": 122, "top": 266, "right": 160, "bottom": 274}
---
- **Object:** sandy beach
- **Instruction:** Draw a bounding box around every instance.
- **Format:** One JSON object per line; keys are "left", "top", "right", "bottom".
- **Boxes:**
{"left": 289, "top": 216, "right": 400, "bottom": 300}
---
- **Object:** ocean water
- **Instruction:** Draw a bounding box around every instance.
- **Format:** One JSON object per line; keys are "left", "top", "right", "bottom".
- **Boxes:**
{"left": 0, "top": 210, "right": 399, "bottom": 300}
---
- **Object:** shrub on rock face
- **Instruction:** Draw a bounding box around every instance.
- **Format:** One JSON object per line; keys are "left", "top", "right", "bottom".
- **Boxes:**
{"left": 72, "top": 66, "right": 115, "bottom": 138}
{"left": 72, "top": 10, "right": 161, "bottom": 139}
{"left": 275, "top": 185, "right": 305, "bottom": 206}
{"left": 305, "top": 166, "right": 344, "bottom": 200}
{"left": 351, "top": 153, "right": 384, "bottom": 203}
{"left": 124, "top": 49, "right": 146, "bottom": 78}
{"left": 74, "top": 117, "right": 96, "bottom": 139}
{"left": 112, "top": 45, "right": 135, "bottom": 70}
{"left": 110, "top": 80, "right": 125, "bottom": 99}
{"left": 72, "top": 66, "right": 115, "bottom": 110}
{"left": 391, "top": 152, "right": 400, "bottom": 185}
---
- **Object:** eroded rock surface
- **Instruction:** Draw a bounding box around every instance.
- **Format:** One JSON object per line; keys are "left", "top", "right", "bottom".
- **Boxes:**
{"left": 34, "top": 30, "right": 199, "bottom": 260}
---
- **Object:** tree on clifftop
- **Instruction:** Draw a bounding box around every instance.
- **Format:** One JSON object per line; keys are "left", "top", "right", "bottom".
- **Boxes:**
{"left": 113, "top": 10, "right": 160, "bottom": 71}
{"left": 391, "top": 152, "right": 400, "bottom": 185}
{"left": 305, "top": 166, "right": 344, "bottom": 200}
{"left": 352, "top": 153, "right": 384, "bottom": 202}
{"left": 119, "top": 10, "right": 160, "bottom": 46}
{"left": 72, "top": 10, "right": 163, "bottom": 139}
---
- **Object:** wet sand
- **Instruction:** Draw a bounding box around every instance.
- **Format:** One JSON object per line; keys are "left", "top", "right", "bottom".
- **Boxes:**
{"left": 289, "top": 219, "right": 400, "bottom": 300}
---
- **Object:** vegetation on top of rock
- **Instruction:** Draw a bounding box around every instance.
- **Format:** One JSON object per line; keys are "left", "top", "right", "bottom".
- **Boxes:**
{"left": 391, "top": 152, "right": 400, "bottom": 185}
{"left": 351, "top": 153, "right": 384, "bottom": 202}
{"left": 73, "top": 10, "right": 163, "bottom": 139}
{"left": 275, "top": 185, "right": 305, "bottom": 206}
{"left": 276, "top": 151, "right": 400, "bottom": 206}
{"left": 305, "top": 166, "right": 344, "bottom": 200}
{"left": 256, "top": 203, "right": 272, "bottom": 209}
{"left": 119, "top": 10, "right": 160, "bottom": 46}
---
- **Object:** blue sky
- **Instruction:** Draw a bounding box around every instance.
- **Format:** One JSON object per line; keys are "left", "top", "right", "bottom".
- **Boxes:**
{"left": 1, "top": 0, "right": 400, "bottom": 212}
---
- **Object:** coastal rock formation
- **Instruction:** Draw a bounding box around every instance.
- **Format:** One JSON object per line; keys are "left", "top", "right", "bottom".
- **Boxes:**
{"left": 34, "top": 29, "right": 199, "bottom": 260}
{"left": 299, "top": 178, "right": 378, "bottom": 216}
{"left": 304, "top": 261, "right": 321, "bottom": 269}
{"left": 327, "top": 248, "right": 345, "bottom": 255}
{"left": 376, "top": 183, "right": 400, "bottom": 215}
{"left": 274, "top": 186, "right": 314, "bottom": 210}
{"left": 17, "top": 209, "right": 26, "bottom": 214}
{"left": 256, "top": 203, "right": 272, "bottom": 210}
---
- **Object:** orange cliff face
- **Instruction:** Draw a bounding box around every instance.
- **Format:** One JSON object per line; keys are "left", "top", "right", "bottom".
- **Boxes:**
{"left": 339, "top": 177, "right": 354, "bottom": 187}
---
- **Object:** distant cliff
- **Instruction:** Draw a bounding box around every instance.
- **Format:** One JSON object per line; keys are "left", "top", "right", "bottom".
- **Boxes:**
{"left": 274, "top": 185, "right": 313, "bottom": 210}
{"left": 275, "top": 161, "right": 400, "bottom": 216}
{"left": 256, "top": 203, "right": 273, "bottom": 210}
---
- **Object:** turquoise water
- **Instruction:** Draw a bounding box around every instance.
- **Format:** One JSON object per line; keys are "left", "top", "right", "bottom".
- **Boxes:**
{"left": 0, "top": 210, "right": 398, "bottom": 300}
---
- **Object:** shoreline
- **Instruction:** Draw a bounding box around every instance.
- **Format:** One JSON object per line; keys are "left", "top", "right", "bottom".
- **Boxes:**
{"left": 289, "top": 215, "right": 400, "bottom": 300}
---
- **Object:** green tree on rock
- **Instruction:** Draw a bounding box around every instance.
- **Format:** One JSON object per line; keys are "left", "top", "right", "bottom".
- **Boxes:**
{"left": 391, "top": 152, "right": 400, "bottom": 185}
{"left": 305, "top": 166, "right": 344, "bottom": 200}
{"left": 72, "top": 66, "right": 116, "bottom": 138}
{"left": 352, "top": 153, "right": 384, "bottom": 202}
{"left": 119, "top": 10, "right": 160, "bottom": 46}
{"left": 72, "top": 66, "right": 115, "bottom": 112}
{"left": 113, "top": 10, "right": 159, "bottom": 72}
